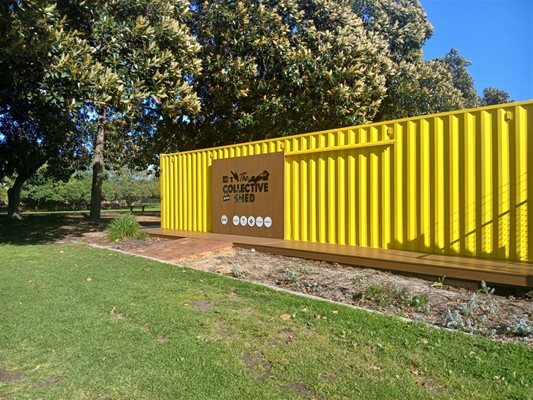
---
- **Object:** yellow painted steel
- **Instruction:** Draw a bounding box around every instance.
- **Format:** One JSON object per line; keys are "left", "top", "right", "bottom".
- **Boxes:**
{"left": 160, "top": 100, "right": 533, "bottom": 262}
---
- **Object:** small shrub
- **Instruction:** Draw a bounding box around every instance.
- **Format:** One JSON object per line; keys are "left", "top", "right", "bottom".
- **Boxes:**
{"left": 108, "top": 214, "right": 147, "bottom": 242}
{"left": 284, "top": 268, "right": 301, "bottom": 282}
{"left": 351, "top": 276, "right": 364, "bottom": 287}
{"left": 361, "top": 284, "right": 428, "bottom": 311}
{"left": 302, "top": 279, "right": 320, "bottom": 292}
{"left": 409, "top": 294, "right": 429, "bottom": 311}
{"left": 363, "top": 284, "right": 390, "bottom": 307}
{"left": 506, "top": 315, "right": 533, "bottom": 338}
{"left": 393, "top": 288, "right": 411, "bottom": 304}
{"left": 297, "top": 266, "right": 313, "bottom": 275}
{"left": 479, "top": 280, "right": 496, "bottom": 296}
{"left": 363, "top": 284, "right": 384, "bottom": 299}
{"left": 431, "top": 276, "right": 446, "bottom": 288}
{"left": 442, "top": 281, "right": 496, "bottom": 334}
{"left": 230, "top": 264, "right": 246, "bottom": 279}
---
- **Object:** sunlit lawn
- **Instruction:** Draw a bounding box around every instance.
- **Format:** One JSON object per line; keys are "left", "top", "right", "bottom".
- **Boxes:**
{"left": 1, "top": 243, "right": 532, "bottom": 399}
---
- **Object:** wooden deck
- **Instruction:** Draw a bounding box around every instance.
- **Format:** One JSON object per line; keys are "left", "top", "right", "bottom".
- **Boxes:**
{"left": 146, "top": 228, "right": 533, "bottom": 288}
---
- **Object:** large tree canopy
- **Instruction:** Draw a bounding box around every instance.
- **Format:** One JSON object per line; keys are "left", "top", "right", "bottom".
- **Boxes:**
{"left": 438, "top": 48, "right": 480, "bottom": 108}
{"left": 172, "top": 0, "right": 392, "bottom": 149}
{"left": 349, "top": 0, "right": 477, "bottom": 121}
{"left": 351, "top": 0, "right": 433, "bottom": 63}
{"left": 167, "top": 0, "right": 482, "bottom": 145}
{"left": 481, "top": 87, "right": 512, "bottom": 106}
{"left": 1, "top": 0, "right": 201, "bottom": 219}
{"left": 0, "top": 0, "right": 86, "bottom": 218}
{"left": 50, "top": 0, "right": 202, "bottom": 219}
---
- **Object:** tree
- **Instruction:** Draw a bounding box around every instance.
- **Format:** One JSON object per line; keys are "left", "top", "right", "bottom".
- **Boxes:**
{"left": 19, "top": 167, "right": 64, "bottom": 209}
{"left": 2, "top": 0, "right": 201, "bottom": 219}
{"left": 59, "top": 173, "right": 92, "bottom": 210}
{"left": 351, "top": 1, "right": 474, "bottom": 120}
{"left": 19, "top": 166, "right": 158, "bottom": 210}
{"left": 438, "top": 48, "right": 479, "bottom": 108}
{"left": 376, "top": 58, "right": 465, "bottom": 121}
{"left": 351, "top": 0, "right": 433, "bottom": 63}
{"left": 103, "top": 167, "right": 159, "bottom": 206}
{"left": 0, "top": 108, "right": 84, "bottom": 218}
{"left": 0, "top": 0, "right": 85, "bottom": 218}
{"left": 49, "top": 0, "right": 201, "bottom": 219}
{"left": 481, "top": 87, "right": 512, "bottom": 106}
{"left": 173, "top": 0, "right": 390, "bottom": 149}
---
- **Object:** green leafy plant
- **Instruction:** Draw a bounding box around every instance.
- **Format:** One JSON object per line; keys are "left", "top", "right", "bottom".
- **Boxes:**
{"left": 363, "top": 284, "right": 390, "bottom": 307}
{"left": 409, "top": 294, "right": 429, "bottom": 311}
{"left": 108, "top": 213, "right": 148, "bottom": 241}
{"left": 361, "top": 284, "right": 429, "bottom": 311}
{"left": 297, "top": 266, "right": 313, "bottom": 275}
{"left": 431, "top": 276, "right": 446, "bottom": 288}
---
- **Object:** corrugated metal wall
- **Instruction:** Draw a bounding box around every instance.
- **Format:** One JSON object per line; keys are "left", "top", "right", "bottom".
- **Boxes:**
{"left": 160, "top": 100, "right": 533, "bottom": 262}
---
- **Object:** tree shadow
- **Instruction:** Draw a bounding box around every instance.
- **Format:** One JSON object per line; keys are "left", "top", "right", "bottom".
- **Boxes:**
{"left": 0, "top": 214, "right": 104, "bottom": 245}
{"left": 0, "top": 212, "right": 160, "bottom": 245}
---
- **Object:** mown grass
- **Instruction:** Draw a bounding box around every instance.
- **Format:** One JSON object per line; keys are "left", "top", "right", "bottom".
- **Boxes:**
{"left": 1, "top": 243, "right": 532, "bottom": 399}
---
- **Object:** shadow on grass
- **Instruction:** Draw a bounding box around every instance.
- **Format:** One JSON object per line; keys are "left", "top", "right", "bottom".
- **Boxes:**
{"left": 0, "top": 212, "right": 160, "bottom": 245}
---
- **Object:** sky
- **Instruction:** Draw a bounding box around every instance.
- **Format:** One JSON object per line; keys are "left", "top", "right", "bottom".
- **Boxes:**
{"left": 419, "top": 0, "right": 533, "bottom": 102}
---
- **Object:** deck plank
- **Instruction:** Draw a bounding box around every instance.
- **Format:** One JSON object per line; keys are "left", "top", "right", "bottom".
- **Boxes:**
{"left": 145, "top": 228, "right": 533, "bottom": 288}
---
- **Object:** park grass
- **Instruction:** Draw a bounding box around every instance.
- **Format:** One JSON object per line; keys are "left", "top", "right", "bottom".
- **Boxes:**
{"left": 1, "top": 243, "right": 532, "bottom": 400}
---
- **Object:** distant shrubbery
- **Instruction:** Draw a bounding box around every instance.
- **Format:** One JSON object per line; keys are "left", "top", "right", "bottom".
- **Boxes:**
{"left": 0, "top": 181, "right": 8, "bottom": 207}
{"left": 12, "top": 166, "right": 159, "bottom": 211}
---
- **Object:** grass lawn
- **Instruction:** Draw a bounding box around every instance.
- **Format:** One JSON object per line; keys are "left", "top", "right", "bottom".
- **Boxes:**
{"left": 1, "top": 243, "right": 532, "bottom": 399}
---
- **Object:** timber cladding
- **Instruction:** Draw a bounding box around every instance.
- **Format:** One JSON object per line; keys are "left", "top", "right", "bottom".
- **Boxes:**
{"left": 211, "top": 152, "right": 284, "bottom": 238}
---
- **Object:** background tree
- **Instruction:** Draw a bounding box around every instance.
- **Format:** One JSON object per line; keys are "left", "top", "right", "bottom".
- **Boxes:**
{"left": 0, "top": 176, "right": 9, "bottom": 205}
{"left": 481, "top": 87, "right": 512, "bottom": 106}
{"left": 437, "top": 48, "right": 479, "bottom": 108}
{"left": 51, "top": 0, "right": 201, "bottom": 219}
{"left": 19, "top": 167, "right": 65, "bottom": 210}
{"left": 351, "top": 0, "right": 433, "bottom": 63}
{"left": 59, "top": 172, "right": 92, "bottom": 210}
{"left": 0, "top": 0, "right": 86, "bottom": 218}
{"left": 173, "top": 0, "right": 391, "bottom": 150}
{"left": 350, "top": 0, "right": 476, "bottom": 121}
{"left": 0, "top": 109, "right": 85, "bottom": 218}
{"left": 103, "top": 167, "right": 160, "bottom": 207}
{"left": 18, "top": 166, "right": 159, "bottom": 210}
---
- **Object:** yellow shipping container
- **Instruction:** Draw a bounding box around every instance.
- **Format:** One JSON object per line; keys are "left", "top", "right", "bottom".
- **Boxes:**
{"left": 160, "top": 100, "right": 533, "bottom": 262}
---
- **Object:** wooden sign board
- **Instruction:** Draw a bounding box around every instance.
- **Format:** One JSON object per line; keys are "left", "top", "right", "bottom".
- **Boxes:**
{"left": 211, "top": 152, "right": 284, "bottom": 238}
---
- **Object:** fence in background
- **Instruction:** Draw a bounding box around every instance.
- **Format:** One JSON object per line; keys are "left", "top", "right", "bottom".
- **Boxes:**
{"left": 160, "top": 100, "right": 533, "bottom": 262}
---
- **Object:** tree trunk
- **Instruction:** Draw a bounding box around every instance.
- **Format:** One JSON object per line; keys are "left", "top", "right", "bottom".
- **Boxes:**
{"left": 89, "top": 109, "right": 106, "bottom": 220}
{"left": 7, "top": 175, "right": 26, "bottom": 220}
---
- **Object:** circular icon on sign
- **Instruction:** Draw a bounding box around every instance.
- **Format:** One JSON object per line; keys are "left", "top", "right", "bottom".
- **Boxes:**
{"left": 256, "top": 216, "right": 264, "bottom": 227}
{"left": 232, "top": 215, "right": 240, "bottom": 226}
{"left": 248, "top": 216, "right": 255, "bottom": 227}
{"left": 240, "top": 216, "right": 247, "bottom": 226}
{"left": 264, "top": 216, "right": 272, "bottom": 228}
{"left": 221, "top": 215, "right": 228, "bottom": 225}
